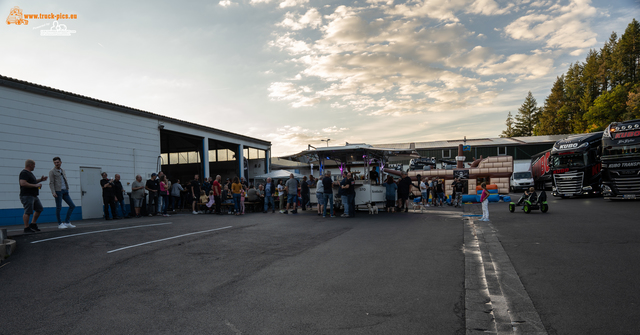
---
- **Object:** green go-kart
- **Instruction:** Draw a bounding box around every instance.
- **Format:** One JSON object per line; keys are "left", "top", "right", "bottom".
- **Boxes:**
{"left": 509, "top": 191, "right": 549, "bottom": 214}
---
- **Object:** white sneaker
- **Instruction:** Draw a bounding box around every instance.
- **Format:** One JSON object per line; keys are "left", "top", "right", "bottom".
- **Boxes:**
{"left": 58, "top": 223, "right": 68, "bottom": 229}
{"left": 198, "top": 211, "right": 203, "bottom": 214}
{"left": 165, "top": 214, "right": 171, "bottom": 217}
{"left": 192, "top": 211, "right": 198, "bottom": 215}
{"left": 65, "top": 222, "right": 76, "bottom": 228}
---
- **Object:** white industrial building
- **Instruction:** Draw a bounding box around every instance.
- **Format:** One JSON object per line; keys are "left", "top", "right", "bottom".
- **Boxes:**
{"left": 0, "top": 75, "right": 271, "bottom": 226}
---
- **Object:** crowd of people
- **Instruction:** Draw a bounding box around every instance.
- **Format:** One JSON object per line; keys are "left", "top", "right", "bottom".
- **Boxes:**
{"left": 18, "top": 157, "right": 480, "bottom": 234}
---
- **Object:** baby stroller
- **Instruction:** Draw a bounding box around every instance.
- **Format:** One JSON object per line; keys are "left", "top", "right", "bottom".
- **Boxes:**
{"left": 509, "top": 190, "right": 549, "bottom": 214}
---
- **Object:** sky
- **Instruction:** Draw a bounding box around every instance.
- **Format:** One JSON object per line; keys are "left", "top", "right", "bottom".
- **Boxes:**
{"left": 1, "top": 0, "right": 638, "bottom": 156}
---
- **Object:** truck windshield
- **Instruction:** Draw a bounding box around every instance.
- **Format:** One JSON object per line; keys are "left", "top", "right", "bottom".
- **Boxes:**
{"left": 513, "top": 172, "right": 532, "bottom": 179}
{"left": 602, "top": 144, "right": 640, "bottom": 159}
{"left": 549, "top": 153, "right": 585, "bottom": 168}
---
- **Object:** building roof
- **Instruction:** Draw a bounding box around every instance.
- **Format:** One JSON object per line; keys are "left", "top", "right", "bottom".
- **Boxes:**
{"left": 0, "top": 74, "right": 271, "bottom": 147}
{"left": 373, "top": 134, "right": 568, "bottom": 150}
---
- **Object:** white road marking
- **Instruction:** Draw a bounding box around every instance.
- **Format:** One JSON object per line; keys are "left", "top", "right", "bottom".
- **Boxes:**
{"left": 30, "top": 222, "right": 173, "bottom": 244}
{"left": 107, "top": 226, "right": 233, "bottom": 254}
{"left": 465, "top": 218, "right": 548, "bottom": 334}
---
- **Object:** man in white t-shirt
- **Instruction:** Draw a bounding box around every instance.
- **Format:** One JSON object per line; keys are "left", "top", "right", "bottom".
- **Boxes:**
{"left": 49, "top": 156, "right": 76, "bottom": 229}
{"left": 420, "top": 178, "right": 428, "bottom": 206}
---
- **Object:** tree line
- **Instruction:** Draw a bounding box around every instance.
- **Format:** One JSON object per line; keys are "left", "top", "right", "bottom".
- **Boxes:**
{"left": 501, "top": 18, "right": 640, "bottom": 137}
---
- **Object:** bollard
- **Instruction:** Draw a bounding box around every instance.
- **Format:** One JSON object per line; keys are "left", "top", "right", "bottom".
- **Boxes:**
{"left": 0, "top": 228, "right": 7, "bottom": 241}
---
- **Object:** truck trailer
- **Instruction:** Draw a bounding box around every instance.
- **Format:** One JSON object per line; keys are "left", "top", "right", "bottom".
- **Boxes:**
{"left": 531, "top": 149, "right": 552, "bottom": 191}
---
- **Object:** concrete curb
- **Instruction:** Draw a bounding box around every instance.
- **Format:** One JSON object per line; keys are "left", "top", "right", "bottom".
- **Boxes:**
{"left": 1, "top": 228, "right": 17, "bottom": 262}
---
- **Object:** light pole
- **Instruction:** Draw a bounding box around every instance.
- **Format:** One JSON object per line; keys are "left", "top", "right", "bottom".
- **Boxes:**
{"left": 321, "top": 139, "right": 331, "bottom": 147}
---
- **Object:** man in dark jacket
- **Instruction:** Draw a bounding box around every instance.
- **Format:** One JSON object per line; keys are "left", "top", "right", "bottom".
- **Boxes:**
{"left": 397, "top": 171, "right": 412, "bottom": 212}
{"left": 145, "top": 173, "right": 159, "bottom": 216}
{"left": 301, "top": 176, "right": 310, "bottom": 211}
{"left": 101, "top": 172, "right": 120, "bottom": 220}
{"left": 263, "top": 177, "right": 276, "bottom": 213}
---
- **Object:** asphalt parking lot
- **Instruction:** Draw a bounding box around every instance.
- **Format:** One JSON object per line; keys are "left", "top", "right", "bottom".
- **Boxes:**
{"left": 1, "top": 207, "right": 465, "bottom": 335}
{"left": 486, "top": 195, "right": 640, "bottom": 335}
{"left": 2, "top": 196, "right": 639, "bottom": 335}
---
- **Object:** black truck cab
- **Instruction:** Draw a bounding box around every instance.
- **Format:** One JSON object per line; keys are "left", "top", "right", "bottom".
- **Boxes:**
{"left": 549, "top": 132, "right": 603, "bottom": 198}
{"left": 601, "top": 119, "right": 640, "bottom": 199}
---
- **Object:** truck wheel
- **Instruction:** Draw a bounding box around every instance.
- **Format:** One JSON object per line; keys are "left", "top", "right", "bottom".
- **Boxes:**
{"left": 541, "top": 203, "right": 548, "bottom": 213}
{"left": 523, "top": 205, "right": 531, "bottom": 213}
{"left": 509, "top": 203, "right": 515, "bottom": 213}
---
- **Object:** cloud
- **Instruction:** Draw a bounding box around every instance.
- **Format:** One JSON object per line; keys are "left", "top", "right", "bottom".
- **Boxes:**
{"left": 504, "top": 0, "right": 598, "bottom": 49}
{"left": 467, "top": 0, "right": 514, "bottom": 15}
{"left": 264, "top": 1, "right": 576, "bottom": 119}
{"left": 279, "top": 0, "right": 309, "bottom": 8}
{"left": 444, "top": 46, "right": 502, "bottom": 69}
{"left": 262, "top": 125, "right": 351, "bottom": 156}
{"left": 278, "top": 9, "right": 322, "bottom": 30}
{"left": 269, "top": 33, "right": 312, "bottom": 54}
{"left": 476, "top": 53, "right": 554, "bottom": 80}
{"left": 219, "top": 0, "right": 235, "bottom": 7}
{"left": 384, "top": 0, "right": 467, "bottom": 22}
{"left": 267, "top": 5, "right": 523, "bottom": 115}
{"left": 322, "top": 126, "right": 349, "bottom": 133}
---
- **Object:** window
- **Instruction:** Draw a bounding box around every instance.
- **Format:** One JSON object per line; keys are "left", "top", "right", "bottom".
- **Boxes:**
{"left": 164, "top": 151, "right": 201, "bottom": 165}
{"left": 179, "top": 152, "right": 189, "bottom": 164}
{"left": 498, "top": 147, "right": 507, "bottom": 156}
{"left": 217, "top": 149, "right": 236, "bottom": 162}
{"left": 218, "top": 149, "right": 228, "bottom": 162}
{"left": 169, "top": 153, "right": 178, "bottom": 165}
{"left": 549, "top": 153, "right": 585, "bottom": 168}
{"left": 208, "top": 150, "right": 217, "bottom": 162}
{"left": 244, "top": 148, "right": 249, "bottom": 159}
{"left": 249, "top": 148, "right": 259, "bottom": 159}
{"left": 258, "top": 149, "right": 265, "bottom": 159}
{"left": 442, "top": 149, "right": 452, "bottom": 158}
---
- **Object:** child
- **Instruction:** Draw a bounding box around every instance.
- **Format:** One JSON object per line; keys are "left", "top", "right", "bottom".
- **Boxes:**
{"left": 205, "top": 191, "right": 215, "bottom": 213}
{"left": 240, "top": 188, "right": 246, "bottom": 215}
{"left": 479, "top": 182, "right": 490, "bottom": 221}
{"left": 517, "top": 187, "right": 537, "bottom": 208}
{"left": 199, "top": 190, "right": 208, "bottom": 212}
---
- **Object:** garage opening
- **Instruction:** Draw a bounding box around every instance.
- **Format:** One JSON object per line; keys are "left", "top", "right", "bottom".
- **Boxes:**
{"left": 207, "top": 139, "right": 240, "bottom": 181}
{"left": 160, "top": 130, "right": 204, "bottom": 185}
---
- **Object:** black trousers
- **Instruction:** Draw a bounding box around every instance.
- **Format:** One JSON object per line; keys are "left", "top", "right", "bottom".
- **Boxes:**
{"left": 103, "top": 195, "right": 117, "bottom": 219}
{"left": 148, "top": 194, "right": 158, "bottom": 215}
{"left": 214, "top": 195, "right": 221, "bottom": 214}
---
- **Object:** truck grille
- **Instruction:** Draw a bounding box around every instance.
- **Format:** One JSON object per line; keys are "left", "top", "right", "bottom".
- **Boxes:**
{"left": 612, "top": 175, "right": 640, "bottom": 194}
{"left": 554, "top": 171, "right": 583, "bottom": 195}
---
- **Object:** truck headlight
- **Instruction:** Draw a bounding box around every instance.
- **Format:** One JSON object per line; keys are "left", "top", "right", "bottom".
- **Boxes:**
{"left": 602, "top": 185, "right": 611, "bottom": 192}
{"left": 582, "top": 186, "right": 592, "bottom": 191}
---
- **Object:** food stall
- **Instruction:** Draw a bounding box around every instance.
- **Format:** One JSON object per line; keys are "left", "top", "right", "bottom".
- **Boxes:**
{"left": 284, "top": 144, "right": 419, "bottom": 209}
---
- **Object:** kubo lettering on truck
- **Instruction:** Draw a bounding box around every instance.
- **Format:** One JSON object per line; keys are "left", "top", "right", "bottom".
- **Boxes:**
{"left": 558, "top": 143, "right": 579, "bottom": 150}
{"left": 614, "top": 131, "right": 640, "bottom": 139}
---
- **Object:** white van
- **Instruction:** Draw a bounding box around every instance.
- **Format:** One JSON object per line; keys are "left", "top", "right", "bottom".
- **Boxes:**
{"left": 510, "top": 171, "right": 534, "bottom": 193}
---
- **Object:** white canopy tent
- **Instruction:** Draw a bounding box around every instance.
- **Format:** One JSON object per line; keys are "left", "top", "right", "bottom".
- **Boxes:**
{"left": 253, "top": 170, "right": 306, "bottom": 180}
